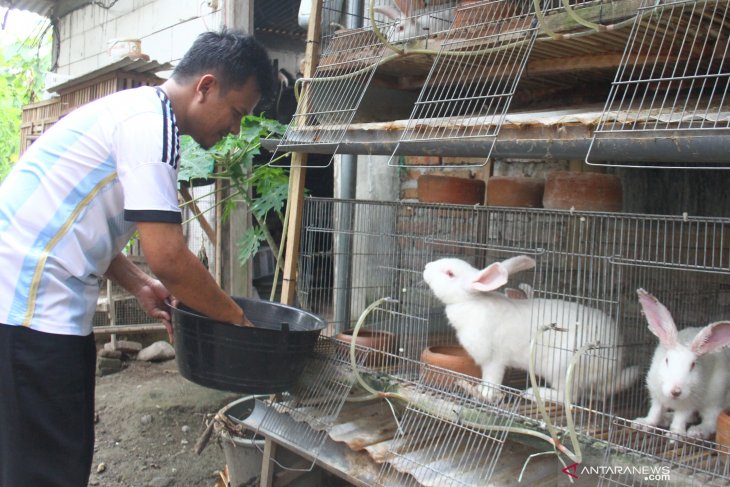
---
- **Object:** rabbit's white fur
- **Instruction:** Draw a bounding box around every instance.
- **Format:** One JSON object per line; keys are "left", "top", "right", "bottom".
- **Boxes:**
{"left": 373, "top": 1, "right": 452, "bottom": 43}
{"left": 634, "top": 289, "right": 730, "bottom": 439}
{"left": 423, "top": 256, "right": 640, "bottom": 403}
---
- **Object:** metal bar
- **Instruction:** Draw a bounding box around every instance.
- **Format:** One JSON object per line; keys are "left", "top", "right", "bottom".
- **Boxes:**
{"left": 266, "top": 132, "right": 730, "bottom": 165}
{"left": 92, "top": 323, "right": 166, "bottom": 335}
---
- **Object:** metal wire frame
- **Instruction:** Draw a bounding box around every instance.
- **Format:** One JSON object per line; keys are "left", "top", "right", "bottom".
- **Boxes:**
{"left": 295, "top": 198, "right": 730, "bottom": 444}
{"left": 271, "top": 26, "right": 392, "bottom": 168}
{"left": 375, "top": 367, "right": 521, "bottom": 486}
{"left": 586, "top": 0, "right": 730, "bottom": 168}
{"left": 389, "top": 0, "right": 538, "bottom": 167}
{"left": 597, "top": 417, "right": 730, "bottom": 486}
{"left": 255, "top": 338, "right": 367, "bottom": 463}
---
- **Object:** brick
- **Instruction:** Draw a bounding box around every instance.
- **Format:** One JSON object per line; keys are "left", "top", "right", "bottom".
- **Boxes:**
{"left": 405, "top": 156, "right": 441, "bottom": 166}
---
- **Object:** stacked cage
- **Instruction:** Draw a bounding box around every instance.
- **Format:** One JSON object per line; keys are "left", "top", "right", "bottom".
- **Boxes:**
{"left": 260, "top": 0, "right": 730, "bottom": 484}
{"left": 287, "top": 198, "right": 730, "bottom": 485}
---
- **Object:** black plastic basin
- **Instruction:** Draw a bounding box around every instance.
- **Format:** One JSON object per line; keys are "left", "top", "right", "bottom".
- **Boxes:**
{"left": 171, "top": 297, "right": 326, "bottom": 394}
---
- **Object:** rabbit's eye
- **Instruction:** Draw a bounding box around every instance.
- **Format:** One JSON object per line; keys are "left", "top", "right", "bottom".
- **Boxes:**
{"left": 665, "top": 357, "right": 669, "bottom": 365}
{"left": 446, "top": 270, "right": 455, "bottom": 278}
{"left": 690, "top": 361, "right": 696, "bottom": 370}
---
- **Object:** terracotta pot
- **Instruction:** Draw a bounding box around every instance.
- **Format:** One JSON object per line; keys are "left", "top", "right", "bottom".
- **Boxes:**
{"left": 335, "top": 328, "right": 397, "bottom": 368}
{"left": 542, "top": 171, "right": 623, "bottom": 212}
{"left": 417, "top": 175, "right": 486, "bottom": 205}
{"left": 420, "top": 345, "right": 481, "bottom": 386}
{"left": 487, "top": 176, "right": 545, "bottom": 208}
{"left": 717, "top": 410, "right": 730, "bottom": 461}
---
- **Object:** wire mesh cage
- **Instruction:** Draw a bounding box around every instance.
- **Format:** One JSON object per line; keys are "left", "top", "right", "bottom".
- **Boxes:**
{"left": 255, "top": 338, "right": 368, "bottom": 463}
{"left": 389, "top": 0, "right": 538, "bottom": 167}
{"left": 375, "top": 365, "right": 521, "bottom": 486}
{"left": 598, "top": 417, "right": 730, "bottom": 486}
{"left": 586, "top": 0, "right": 730, "bottom": 167}
{"left": 293, "top": 197, "right": 730, "bottom": 485}
{"left": 274, "top": 26, "right": 392, "bottom": 163}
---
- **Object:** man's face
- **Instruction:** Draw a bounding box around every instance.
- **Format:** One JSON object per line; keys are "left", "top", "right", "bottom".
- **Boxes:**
{"left": 188, "top": 75, "right": 261, "bottom": 150}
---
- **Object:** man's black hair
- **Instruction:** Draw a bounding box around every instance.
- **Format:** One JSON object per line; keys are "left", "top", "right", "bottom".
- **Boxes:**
{"left": 173, "top": 29, "right": 274, "bottom": 101}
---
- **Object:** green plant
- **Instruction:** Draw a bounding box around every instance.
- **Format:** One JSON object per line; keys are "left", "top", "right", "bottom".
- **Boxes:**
{"left": 178, "top": 115, "right": 290, "bottom": 269}
{"left": 0, "top": 22, "right": 51, "bottom": 180}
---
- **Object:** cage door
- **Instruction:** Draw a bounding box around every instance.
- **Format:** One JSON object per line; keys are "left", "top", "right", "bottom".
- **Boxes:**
{"left": 389, "top": 0, "right": 538, "bottom": 167}
{"left": 271, "top": 26, "right": 394, "bottom": 167}
{"left": 586, "top": 0, "right": 730, "bottom": 168}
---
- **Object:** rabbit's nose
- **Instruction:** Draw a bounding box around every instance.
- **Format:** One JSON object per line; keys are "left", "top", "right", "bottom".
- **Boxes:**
{"left": 671, "top": 387, "right": 682, "bottom": 398}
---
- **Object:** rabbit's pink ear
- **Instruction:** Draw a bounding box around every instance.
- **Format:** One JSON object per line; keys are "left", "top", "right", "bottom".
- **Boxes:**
{"left": 637, "top": 288, "right": 678, "bottom": 348}
{"left": 392, "top": 0, "right": 415, "bottom": 17}
{"left": 501, "top": 255, "right": 535, "bottom": 276}
{"left": 691, "top": 321, "right": 730, "bottom": 355}
{"left": 472, "top": 263, "right": 509, "bottom": 292}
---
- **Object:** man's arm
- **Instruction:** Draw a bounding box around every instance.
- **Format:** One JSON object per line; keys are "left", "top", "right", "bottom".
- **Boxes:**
{"left": 135, "top": 221, "right": 250, "bottom": 326}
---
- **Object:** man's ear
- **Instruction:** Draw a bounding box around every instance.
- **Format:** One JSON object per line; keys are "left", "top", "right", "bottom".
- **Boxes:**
{"left": 195, "top": 74, "right": 217, "bottom": 100}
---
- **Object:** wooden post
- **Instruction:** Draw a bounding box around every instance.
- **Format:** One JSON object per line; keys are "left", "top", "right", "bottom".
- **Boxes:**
{"left": 279, "top": 0, "right": 323, "bottom": 307}
{"left": 259, "top": 437, "right": 278, "bottom": 487}
{"left": 259, "top": 2, "right": 323, "bottom": 487}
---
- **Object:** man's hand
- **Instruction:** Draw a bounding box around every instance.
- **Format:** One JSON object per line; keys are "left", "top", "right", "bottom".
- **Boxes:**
{"left": 136, "top": 278, "right": 175, "bottom": 342}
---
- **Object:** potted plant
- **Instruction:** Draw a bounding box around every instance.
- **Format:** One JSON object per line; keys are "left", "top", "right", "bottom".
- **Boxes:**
{"left": 178, "top": 115, "right": 290, "bottom": 298}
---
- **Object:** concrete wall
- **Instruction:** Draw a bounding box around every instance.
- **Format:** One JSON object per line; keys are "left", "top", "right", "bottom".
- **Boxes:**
{"left": 56, "top": 0, "right": 223, "bottom": 77}
{"left": 54, "top": 0, "right": 304, "bottom": 79}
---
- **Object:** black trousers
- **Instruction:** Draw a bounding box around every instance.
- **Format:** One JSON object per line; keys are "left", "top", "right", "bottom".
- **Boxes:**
{"left": 0, "top": 323, "right": 96, "bottom": 487}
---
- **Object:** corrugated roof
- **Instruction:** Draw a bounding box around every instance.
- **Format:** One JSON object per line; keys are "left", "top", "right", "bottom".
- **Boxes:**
{"left": 0, "top": 0, "right": 55, "bottom": 17}
{"left": 255, "top": 0, "right": 306, "bottom": 39}
{"left": 46, "top": 57, "right": 173, "bottom": 93}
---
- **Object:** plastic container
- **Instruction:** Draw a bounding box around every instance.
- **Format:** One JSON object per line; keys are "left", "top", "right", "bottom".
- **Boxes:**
{"left": 171, "top": 297, "right": 326, "bottom": 393}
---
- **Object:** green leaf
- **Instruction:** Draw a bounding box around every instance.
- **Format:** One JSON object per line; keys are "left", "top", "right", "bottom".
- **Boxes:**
{"left": 177, "top": 136, "right": 214, "bottom": 184}
{"left": 237, "top": 227, "right": 264, "bottom": 267}
{"left": 176, "top": 113, "right": 292, "bottom": 268}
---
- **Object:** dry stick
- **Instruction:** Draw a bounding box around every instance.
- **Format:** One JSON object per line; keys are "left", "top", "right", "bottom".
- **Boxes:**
{"left": 179, "top": 185, "right": 217, "bottom": 245}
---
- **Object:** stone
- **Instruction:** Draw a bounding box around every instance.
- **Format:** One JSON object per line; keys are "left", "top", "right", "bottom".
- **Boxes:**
{"left": 116, "top": 340, "right": 143, "bottom": 354}
{"left": 98, "top": 349, "right": 123, "bottom": 359}
{"left": 96, "top": 356, "right": 123, "bottom": 376}
{"left": 136, "top": 341, "right": 175, "bottom": 362}
{"left": 149, "top": 476, "right": 174, "bottom": 487}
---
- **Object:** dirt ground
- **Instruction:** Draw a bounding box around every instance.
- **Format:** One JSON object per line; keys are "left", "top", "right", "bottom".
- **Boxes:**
{"left": 89, "top": 356, "right": 245, "bottom": 487}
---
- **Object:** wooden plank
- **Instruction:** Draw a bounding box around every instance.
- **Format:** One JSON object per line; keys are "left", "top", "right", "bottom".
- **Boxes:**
{"left": 280, "top": 0, "right": 324, "bottom": 306}
{"left": 540, "top": 0, "right": 644, "bottom": 33}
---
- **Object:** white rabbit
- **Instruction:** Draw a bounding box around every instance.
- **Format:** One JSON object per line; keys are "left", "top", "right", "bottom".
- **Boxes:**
{"left": 423, "top": 256, "right": 640, "bottom": 403}
{"left": 373, "top": 0, "right": 444, "bottom": 43}
{"left": 634, "top": 289, "right": 730, "bottom": 439}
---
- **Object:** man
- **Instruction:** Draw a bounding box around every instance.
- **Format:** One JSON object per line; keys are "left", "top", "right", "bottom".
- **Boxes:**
{"left": 0, "top": 29, "right": 273, "bottom": 486}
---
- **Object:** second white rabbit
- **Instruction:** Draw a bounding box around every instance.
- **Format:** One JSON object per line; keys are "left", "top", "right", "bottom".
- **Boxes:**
{"left": 634, "top": 288, "right": 730, "bottom": 439}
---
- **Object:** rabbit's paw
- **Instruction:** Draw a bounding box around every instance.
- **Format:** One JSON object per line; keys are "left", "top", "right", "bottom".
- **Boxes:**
{"left": 477, "top": 384, "right": 504, "bottom": 404}
{"left": 632, "top": 416, "right": 658, "bottom": 431}
{"left": 523, "top": 387, "right": 562, "bottom": 404}
{"left": 455, "top": 379, "right": 480, "bottom": 398}
{"left": 686, "top": 424, "right": 713, "bottom": 440}
{"left": 665, "top": 429, "right": 686, "bottom": 445}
